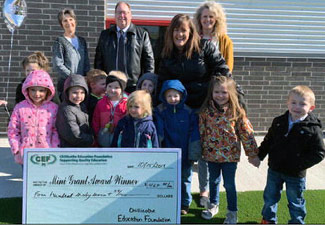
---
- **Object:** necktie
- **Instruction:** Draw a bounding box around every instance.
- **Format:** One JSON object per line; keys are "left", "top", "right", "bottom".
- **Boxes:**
{"left": 117, "top": 30, "right": 125, "bottom": 72}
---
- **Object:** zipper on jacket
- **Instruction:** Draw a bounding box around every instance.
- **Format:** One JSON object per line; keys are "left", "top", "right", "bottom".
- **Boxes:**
{"left": 117, "top": 131, "right": 123, "bottom": 147}
{"left": 181, "top": 62, "right": 185, "bottom": 75}
{"left": 147, "top": 138, "right": 152, "bottom": 148}
{"left": 35, "top": 106, "right": 40, "bottom": 145}
{"left": 135, "top": 132, "right": 141, "bottom": 148}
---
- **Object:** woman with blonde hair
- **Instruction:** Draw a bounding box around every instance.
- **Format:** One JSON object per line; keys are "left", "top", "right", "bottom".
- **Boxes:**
{"left": 194, "top": 1, "right": 233, "bottom": 72}
{"left": 194, "top": 2, "right": 234, "bottom": 207}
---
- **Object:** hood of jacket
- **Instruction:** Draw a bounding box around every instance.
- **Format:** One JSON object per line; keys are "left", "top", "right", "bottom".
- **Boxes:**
{"left": 136, "top": 72, "right": 158, "bottom": 95}
{"left": 159, "top": 80, "right": 187, "bottom": 109}
{"left": 133, "top": 114, "right": 154, "bottom": 123}
{"left": 22, "top": 70, "right": 55, "bottom": 104}
{"left": 63, "top": 74, "right": 89, "bottom": 103}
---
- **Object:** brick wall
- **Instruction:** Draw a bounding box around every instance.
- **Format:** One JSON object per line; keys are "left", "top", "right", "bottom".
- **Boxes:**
{"left": 233, "top": 57, "right": 325, "bottom": 133}
{"left": 0, "top": 0, "right": 324, "bottom": 135}
{"left": 0, "top": 0, "right": 105, "bottom": 134}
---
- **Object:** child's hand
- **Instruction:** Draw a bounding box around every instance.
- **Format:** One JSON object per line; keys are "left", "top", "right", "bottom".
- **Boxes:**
{"left": 248, "top": 156, "right": 260, "bottom": 168}
{"left": 0, "top": 100, "right": 7, "bottom": 106}
{"left": 14, "top": 153, "right": 23, "bottom": 164}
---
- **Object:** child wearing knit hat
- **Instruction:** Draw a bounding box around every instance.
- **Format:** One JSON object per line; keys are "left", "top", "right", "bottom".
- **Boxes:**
{"left": 136, "top": 72, "right": 159, "bottom": 107}
{"left": 92, "top": 70, "right": 128, "bottom": 147}
{"left": 105, "top": 70, "right": 128, "bottom": 92}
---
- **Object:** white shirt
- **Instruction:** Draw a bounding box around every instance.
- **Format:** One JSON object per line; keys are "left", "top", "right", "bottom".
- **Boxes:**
{"left": 288, "top": 113, "right": 308, "bottom": 132}
{"left": 117, "top": 25, "right": 130, "bottom": 38}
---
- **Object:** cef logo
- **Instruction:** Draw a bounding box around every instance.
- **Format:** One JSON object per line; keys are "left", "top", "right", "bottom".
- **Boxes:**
{"left": 30, "top": 154, "right": 57, "bottom": 166}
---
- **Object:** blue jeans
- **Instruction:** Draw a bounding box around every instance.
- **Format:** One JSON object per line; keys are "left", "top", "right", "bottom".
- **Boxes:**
{"left": 181, "top": 160, "right": 193, "bottom": 206}
{"left": 262, "top": 168, "right": 306, "bottom": 224}
{"left": 198, "top": 158, "right": 210, "bottom": 193}
{"left": 208, "top": 162, "right": 238, "bottom": 211}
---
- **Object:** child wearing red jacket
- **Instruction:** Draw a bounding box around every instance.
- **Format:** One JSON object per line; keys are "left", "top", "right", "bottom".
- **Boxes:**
{"left": 92, "top": 71, "right": 128, "bottom": 147}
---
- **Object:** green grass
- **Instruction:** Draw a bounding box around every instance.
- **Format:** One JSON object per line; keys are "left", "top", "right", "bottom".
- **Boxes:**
{"left": 0, "top": 190, "right": 324, "bottom": 224}
{"left": 0, "top": 198, "right": 22, "bottom": 224}
{"left": 183, "top": 190, "right": 325, "bottom": 224}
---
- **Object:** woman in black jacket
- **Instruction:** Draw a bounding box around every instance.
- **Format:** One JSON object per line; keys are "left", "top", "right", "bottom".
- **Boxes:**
{"left": 158, "top": 14, "right": 231, "bottom": 109}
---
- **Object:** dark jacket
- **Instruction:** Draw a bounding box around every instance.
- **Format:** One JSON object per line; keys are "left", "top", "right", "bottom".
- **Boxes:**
{"left": 258, "top": 111, "right": 325, "bottom": 178}
{"left": 155, "top": 80, "right": 201, "bottom": 162}
{"left": 15, "top": 78, "right": 26, "bottom": 104}
{"left": 94, "top": 23, "right": 155, "bottom": 91}
{"left": 111, "top": 115, "right": 158, "bottom": 148}
{"left": 86, "top": 93, "right": 102, "bottom": 125}
{"left": 158, "top": 40, "right": 231, "bottom": 109}
{"left": 56, "top": 74, "right": 94, "bottom": 147}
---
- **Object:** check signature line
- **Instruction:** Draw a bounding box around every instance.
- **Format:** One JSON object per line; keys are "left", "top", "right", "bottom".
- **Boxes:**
{"left": 33, "top": 196, "right": 155, "bottom": 199}
{"left": 127, "top": 166, "right": 174, "bottom": 169}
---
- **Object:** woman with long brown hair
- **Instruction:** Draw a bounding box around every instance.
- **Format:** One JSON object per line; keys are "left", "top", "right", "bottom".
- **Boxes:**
{"left": 158, "top": 14, "right": 231, "bottom": 109}
{"left": 157, "top": 13, "right": 231, "bottom": 215}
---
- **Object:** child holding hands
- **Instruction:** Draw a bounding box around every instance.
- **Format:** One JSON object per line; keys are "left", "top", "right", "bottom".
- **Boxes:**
{"left": 258, "top": 85, "right": 325, "bottom": 224}
{"left": 8, "top": 70, "right": 59, "bottom": 165}
{"left": 199, "top": 76, "right": 259, "bottom": 223}
{"left": 111, "top": 90, "right": 158, "bottom": 148}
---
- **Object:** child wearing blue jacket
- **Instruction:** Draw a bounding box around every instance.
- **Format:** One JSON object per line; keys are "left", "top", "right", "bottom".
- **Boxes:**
{"left": 155, "top": 80, "right": 201, "bottom": 215}
{"left": 111, "top": 90, "right": 159, "bottom": 148}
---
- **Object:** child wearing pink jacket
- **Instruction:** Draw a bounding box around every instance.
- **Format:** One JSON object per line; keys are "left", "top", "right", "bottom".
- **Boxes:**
{"left": 8, "top": 70, "right": 59, "bottom": 165}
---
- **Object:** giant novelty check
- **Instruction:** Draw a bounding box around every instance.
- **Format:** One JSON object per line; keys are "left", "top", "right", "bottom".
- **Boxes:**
{"left": 23, "top": 148, "right": 181, "bottom": 224}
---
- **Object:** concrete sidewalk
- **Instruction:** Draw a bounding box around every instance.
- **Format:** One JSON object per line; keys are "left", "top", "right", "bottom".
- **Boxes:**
{"left": 1, "top": 137, "right": 324, "bottom": 198}
{"left": 0, "top": 138, "right": 23, "bottom": 198}
{"left": 192, "top": 136, "right": 325, "bottom": 192}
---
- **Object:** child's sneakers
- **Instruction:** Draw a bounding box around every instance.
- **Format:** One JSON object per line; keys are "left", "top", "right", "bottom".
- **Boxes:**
{"left": 223, "top": 210, "right": 237, "bottom": 224}
{"left": 261, "top": 218, "right": 275, "bottom": 224}
{"left": 199, "top": 196, "right": 210, "bottom": 208}
{"left": 201, "top": 203, "right": 219, "bottom": 220}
